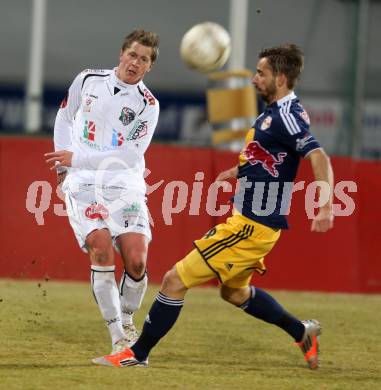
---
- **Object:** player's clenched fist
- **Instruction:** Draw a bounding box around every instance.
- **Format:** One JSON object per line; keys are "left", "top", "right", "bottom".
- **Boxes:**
{"left": 311, "top": 208, "right": 334, "bottom": 233}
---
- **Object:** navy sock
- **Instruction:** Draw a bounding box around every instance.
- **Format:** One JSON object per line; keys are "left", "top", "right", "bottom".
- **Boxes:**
{"left": 240, "top": 286, "right": 305, "bottom": 342}
{"left": 131, "top": 292, "right": 184, "bottom": 361}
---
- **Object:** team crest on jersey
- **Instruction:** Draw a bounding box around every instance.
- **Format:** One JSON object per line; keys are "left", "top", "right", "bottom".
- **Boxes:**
{"left": 260, "top": 116, "right": 272, "bottom": 130}
{"left": 85, "top": 202, "right": 109, "bottom": 220}
{"left": 119, "top": 107, "right": 136, "bottom": 126}
{"left": 83, "top": 120, "right": 96, "bottom": 141}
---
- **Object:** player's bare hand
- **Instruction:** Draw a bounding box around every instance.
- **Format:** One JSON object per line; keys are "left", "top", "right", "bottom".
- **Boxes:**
{"left": 215, "top": 166, "right": 238, "bottom": 182}
{"left": 214, "top": 167, "right": 237, "bottom": 191}
{"left": 45, "top": 150, "right": 73, "bottom": 170}
{"left": 311, "top": 208, "right": 334, "bottom": 232}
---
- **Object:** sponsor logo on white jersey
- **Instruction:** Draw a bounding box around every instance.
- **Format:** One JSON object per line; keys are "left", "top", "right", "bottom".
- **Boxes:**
{"left": 126, "top": 120, "right": 148, "bottom": 140}
{"left": 143, "top": 89, "right": 156, "bottom": 105}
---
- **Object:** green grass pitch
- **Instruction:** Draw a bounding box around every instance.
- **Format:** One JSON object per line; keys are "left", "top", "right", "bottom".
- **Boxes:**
{"left": 0, "top": 279, "right": 380, "bottom": 389}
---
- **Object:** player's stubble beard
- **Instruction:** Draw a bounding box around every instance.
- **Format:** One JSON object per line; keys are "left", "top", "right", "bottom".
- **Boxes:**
{"left": 256, "top": 79, "right": 277, "bottom": 105}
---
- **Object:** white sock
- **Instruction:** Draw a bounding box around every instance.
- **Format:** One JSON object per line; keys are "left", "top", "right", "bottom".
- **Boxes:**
{"left": 119, "top": 271, "right": 148, "bottom": 326}
{"left": 91, "top": 265, "right": 125, "bottom": 345}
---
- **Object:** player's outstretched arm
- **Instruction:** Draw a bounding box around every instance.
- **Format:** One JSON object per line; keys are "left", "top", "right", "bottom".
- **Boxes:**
{"left": 45, "top": 150, "right": 73, "bottom": 170}
{"left": 306, "top": 149, "right": 334, "bottom": 232}
{"left": 45, "top": 143, "right": 141, "bottom": 171}
{"left": 214, "top": 165, "right": 238, "bottom": 191}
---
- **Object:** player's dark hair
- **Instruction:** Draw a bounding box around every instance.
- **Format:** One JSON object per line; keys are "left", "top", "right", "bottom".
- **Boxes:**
{"left": 121, "top": 29, "right": 160, "bottom": 63}
{"left": 259, "top": 44, "right": 304, "bottom": 89}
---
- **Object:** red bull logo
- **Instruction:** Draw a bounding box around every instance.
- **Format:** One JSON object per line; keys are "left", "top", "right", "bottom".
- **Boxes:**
{"left": 243, "top": 141, "right": 287, "bottom": 177}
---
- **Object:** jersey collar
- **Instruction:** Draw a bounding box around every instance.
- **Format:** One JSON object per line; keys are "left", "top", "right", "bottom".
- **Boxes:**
{"left": 110, "top": 68, "right": 142, "bottom": 91}
{"left": 276, "top": 91, "right": 297, "bottom": 107}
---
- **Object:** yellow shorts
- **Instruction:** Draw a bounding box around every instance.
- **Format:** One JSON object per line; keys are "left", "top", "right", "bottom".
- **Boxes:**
{"left": 176, "top": 211, "right": 281, "bottom": 289}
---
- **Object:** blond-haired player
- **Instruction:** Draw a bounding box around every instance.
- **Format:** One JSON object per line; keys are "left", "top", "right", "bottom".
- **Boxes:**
{"left": 46, "top": 29, "right": 160, "bottom": 355}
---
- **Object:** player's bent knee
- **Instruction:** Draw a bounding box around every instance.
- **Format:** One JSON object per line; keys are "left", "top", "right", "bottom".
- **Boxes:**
{"left": 220, "top": 286, "right": 233, "bottom": 303}
{"left": 125, "top": 261, "right": 146, "bottom": 279}
{"left": 220, "top": 285, "right": 250, "bottom": 306}
{"left": 88, "top": 246, "right": 113, "bottom": 265}
{"left": 121, "top": 247, "right": 147, "bottom": 277}
{"left": 86, "top": 238, "right": 114, "bottom": 265}
{"left": 86, "top": 230, "right": 113, "bottom": 265}
{"left": 161, "top": 267, "right": 187, "bottom": 298}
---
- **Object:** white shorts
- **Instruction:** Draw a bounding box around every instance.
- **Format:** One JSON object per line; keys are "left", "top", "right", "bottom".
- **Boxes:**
{"left": 64, "top": 183, "right": 151, "bottom": 252}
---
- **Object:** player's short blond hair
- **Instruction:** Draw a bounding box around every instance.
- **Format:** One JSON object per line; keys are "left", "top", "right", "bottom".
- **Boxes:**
{"left": 121, "top": 29, "right": 160, "bottom": 63}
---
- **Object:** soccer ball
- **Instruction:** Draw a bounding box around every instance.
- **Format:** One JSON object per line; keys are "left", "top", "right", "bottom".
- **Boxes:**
{"left": 180, "top": 22, "right": 231, "bottom": 73}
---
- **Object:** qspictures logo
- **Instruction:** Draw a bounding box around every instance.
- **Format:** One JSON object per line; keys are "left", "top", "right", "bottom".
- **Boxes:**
{"left": 25, "top": 165, "right": 357, "bottom": 226}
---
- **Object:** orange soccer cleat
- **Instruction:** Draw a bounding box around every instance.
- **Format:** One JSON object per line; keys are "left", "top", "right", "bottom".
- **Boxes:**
{"left": 92, "top": 347, "right": 148, "bottom": 368}
{"left": 295, "top": 319, "right": 321, "bottom": 369}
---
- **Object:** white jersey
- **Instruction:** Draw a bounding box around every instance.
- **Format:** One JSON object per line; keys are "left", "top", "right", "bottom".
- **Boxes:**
{"left": 54, "top": 68, "right": 159, "bottom": 193}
